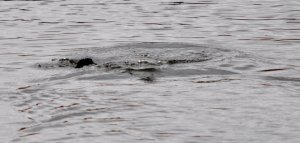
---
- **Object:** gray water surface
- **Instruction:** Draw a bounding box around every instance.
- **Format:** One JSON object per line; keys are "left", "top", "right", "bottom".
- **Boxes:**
{"left": 0, "top": 0, "right": 299, "bottom": 143}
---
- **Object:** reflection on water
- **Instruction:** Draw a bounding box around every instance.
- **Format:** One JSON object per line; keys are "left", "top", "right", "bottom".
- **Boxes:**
{"left": 0, "top": 0, "right": 299, "bottom": 143}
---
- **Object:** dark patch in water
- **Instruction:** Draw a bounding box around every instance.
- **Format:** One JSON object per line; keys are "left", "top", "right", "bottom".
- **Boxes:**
{"left": 125, "top": 67, "right": 158, "bottom": 73}
{"left": 102, "top": 62, "right": 122, "bottom": 70}
{"left": 161, "top": 1, "right": 217, "bottom": 5}
{"left": 193, "top": 78, "right": 237, "bottom": 83}
{"left": 36, "top": 42, "right": 236, "bottom": 80}
{"left": 139, "top": 76, "right": 155, "bottom": 82}
{"left": 17, "top": 86, "right": 31, "bottom": 90}
{"left": 18, "top": 127, "right": 27, "bottom": 131}
{"left": 167, "top": 59, "right": 208, "bottom": 65}
{"left": 259, "top": 68, "right": 290, "bottom": 72}
{"left": 75, "top": 58, "right": 96, "bottom": 68}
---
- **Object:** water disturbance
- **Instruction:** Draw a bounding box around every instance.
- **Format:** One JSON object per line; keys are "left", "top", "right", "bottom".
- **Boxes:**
{"left": 0, "top": 0, "right": 299, "bottom": 143}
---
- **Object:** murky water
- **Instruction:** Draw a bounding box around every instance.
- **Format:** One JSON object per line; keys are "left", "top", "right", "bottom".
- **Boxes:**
{"left": 0, "top": 0, "right": 299, "bottom": 143}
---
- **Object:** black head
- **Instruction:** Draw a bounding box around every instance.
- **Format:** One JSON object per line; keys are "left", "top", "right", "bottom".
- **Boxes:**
{"left": 75, "top": 58, "right": 96, "bottom": 68}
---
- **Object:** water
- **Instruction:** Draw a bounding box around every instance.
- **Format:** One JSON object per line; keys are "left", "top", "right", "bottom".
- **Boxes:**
{"left": 0, "top": 0, "right": 299, "bottom": 142}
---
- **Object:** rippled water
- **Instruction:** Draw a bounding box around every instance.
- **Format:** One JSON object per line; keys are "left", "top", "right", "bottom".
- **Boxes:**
{"left": 0, "top": 0, "right": 299, "bottom": 143}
